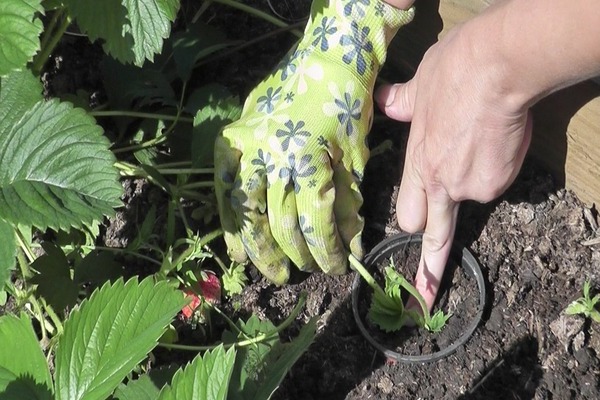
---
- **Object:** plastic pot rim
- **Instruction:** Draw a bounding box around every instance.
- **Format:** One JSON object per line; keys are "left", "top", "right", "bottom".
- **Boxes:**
{"left": 351, "top": 232, "right": 486, "bottom": 364}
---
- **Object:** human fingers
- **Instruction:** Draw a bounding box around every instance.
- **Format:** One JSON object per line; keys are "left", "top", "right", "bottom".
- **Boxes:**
{"left": 375, "top": 79, "right": 417, "bottom": 122}
{"left": 415, "top": 189, "right": 459, "bottom": 311}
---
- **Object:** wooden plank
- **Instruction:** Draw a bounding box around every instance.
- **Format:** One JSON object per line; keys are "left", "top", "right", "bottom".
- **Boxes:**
{"left": 388, "top": 0, "right": 600, "bottom": 206}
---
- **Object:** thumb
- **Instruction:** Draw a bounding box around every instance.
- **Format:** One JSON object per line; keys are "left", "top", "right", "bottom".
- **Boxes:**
{"left": 375, "top": 80, "right": 416, "bottom": 122}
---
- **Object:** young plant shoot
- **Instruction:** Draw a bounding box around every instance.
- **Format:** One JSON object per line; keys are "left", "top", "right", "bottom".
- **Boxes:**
{"left": 349, "top": 255, "right": 451, "bottom": 333}
{"left": 565, "top": 280, "right": 600, "bottom": 323}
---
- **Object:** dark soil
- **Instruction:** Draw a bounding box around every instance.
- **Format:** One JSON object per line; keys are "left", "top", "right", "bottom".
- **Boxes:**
{"left": 246, "top": 135, "right": 600, "bottom": 400}
{"left": 44, "top": 2, "right": 600, "bottom": 399}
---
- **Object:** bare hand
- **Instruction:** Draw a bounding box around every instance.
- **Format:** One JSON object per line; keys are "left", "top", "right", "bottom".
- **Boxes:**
{"left": 375, "top": 23, "right": 532, "bottom": 310}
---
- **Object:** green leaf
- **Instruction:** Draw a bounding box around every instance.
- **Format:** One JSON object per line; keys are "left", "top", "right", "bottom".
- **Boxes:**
{"left": 65, "top": 0, "right": 180, "bottom": 66}
{"left": 225, "top": 316, "right": 316, "bottom": 400}
{"left": 0, "top": 70, "right": 43, "bottom": 127}
{"left": 252, "top": 318, "right": 316, "bottom": 400}
{"left": 425, "top": 310, "right": 452, "bottom": 333}
{"left": 565, "top": 300, "right": 587, "bottom": 316}
{"left": 192, "top": 97, "right": 241, "bottom": 168}
{"left": 0, "top": 314, "right": 53, "bottom": 399}
{"left": 29, "top": 242, "right": 79, "bottom": 311}
{"left": 0, "top": 219, "right": 16, "bottom": 291}
{"left": 54, "top": 277, "right": 186, "bottom": 400}
{"left": 368, "top": 286, "right": 405, "bottom": 332}
{"left": 133, "top": 118, "right": 166, "bottom": 165}
{"left": 583, "top": 280, "right": 591, "bottom": 299}
{"left": 0, "top": 98, "right": 123, "bottom": 232}
{"left": 0, "top": 0, "right": 43, "bottom": 76}
{"left": 100, "top": 58, "right": 177, "bottom": 110}
{"left": 222, "top": 263, "right": 247, "bottom": 297}
{"left": 184, "top": 84, "right": 234, "bottom": 115}
{"left": 172, "top": 22, "right": 233, "bottom": 82}
{"left": 366, "top": 266, "right": 406, "bottom": 332}
{"left": 127, "top": 204, "right": 157, "bottom": 252}
{"left": 73, "top": 251, "right": 122, "bottom": 287}
{"left": 157, "top": 346, "right": 236, "bottom": 400}
{"left": 222, "top": 315, "right": 278, "bottom": 398}
{"left": 41, "top": 0, "right": 62, "bottom": 11}
{"left": 113, "top": 365, "right": 178, "bottom": 400}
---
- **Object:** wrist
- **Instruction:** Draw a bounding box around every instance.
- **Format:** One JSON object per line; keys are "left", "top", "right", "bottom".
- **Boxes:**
{"left": 469, "top": 0, "right": 600, "bottom": 111}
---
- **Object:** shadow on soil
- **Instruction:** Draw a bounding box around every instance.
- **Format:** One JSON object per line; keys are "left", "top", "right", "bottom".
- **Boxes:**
{"left": 459, "top": 335, "right": 543, "bottom": 400}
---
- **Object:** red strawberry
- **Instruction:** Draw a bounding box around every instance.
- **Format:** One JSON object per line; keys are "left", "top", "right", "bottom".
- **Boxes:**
{"left": 181, "top": 270, "right": 221, "bottom": 322}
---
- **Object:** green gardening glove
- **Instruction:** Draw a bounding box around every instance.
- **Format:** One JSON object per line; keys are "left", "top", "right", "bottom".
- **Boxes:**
{"left": 214, "top": 0, "right": 414, "bottom": 284}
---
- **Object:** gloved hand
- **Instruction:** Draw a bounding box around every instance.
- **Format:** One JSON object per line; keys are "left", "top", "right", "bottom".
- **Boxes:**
{"left": 215, "top": 0, "right": 414, "bottom": 284}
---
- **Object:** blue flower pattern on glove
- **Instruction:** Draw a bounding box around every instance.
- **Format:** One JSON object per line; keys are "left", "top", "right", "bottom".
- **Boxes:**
{"left": 279, "top": 154, "right": 317, "bottom": 193}
{"left": 276, "top": 120, "right": 311, "bottom": 151}
{"left": 312, "top": 17, "right": 337, "bottom": 51}
{"left": 341, "top": 22, "right": 374, "bottom": 75}
{"left": 257, "top": 86, "right": 282, "bottom": 113}
{"left": 343, "top": 0, "right": 370, "bottom": 17}
{"left": 335, "top": 91, "right": 362, "bottom": 136}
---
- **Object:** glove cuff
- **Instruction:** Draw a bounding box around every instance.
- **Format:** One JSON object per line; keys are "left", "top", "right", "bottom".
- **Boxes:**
{"left": 299, "top": 0, "right": 415, "bottom": 88}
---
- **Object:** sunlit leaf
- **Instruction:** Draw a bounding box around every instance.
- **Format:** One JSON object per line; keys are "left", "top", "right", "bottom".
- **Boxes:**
{"left": 0, "top": 76, "right": 123, "bottom": 231}
{"left": 65, "top": 0, "right": 180, "bottom": 66}
{"left": 54, "top": 277, "right": 186, "bottom": 400}
{"left": 113, "top": 365, "right": 178, "bottom": 400}
{"left": 0, "top": 314, "right": 53, "bottom": 399}
{"left": 0, "top": 219, "right": 16, "bottom": 292}
{"left": 0, "top": 0, "right": 43, "bottom": 76}
{"left": 192, "top": 97, "right": 241, "bottom": 168}
{"left": 157, "top": 346, "right": 236, "bottom": 400}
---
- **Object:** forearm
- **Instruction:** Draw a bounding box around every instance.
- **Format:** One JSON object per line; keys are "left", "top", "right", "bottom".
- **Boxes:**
{"left": 470, "top": 0, "right": 600, "bottom": 109}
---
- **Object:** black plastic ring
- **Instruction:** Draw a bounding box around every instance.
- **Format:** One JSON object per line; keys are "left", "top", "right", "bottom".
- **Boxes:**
{"left": 351, "top": 232, "right": 486, "bottom": 364}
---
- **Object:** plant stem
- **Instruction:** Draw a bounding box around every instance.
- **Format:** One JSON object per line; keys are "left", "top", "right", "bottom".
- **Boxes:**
{"left": 159, "top": 291, "right": 307, "bottom": 351}
{"left": 115, "top": 161, "right": 213, "bottom": 177}
{"left": 15, "top": 230, "right": 35, "bottom": 271}
{"left": 178, "top": 181, "right": 215, "bottom": 190}
{"left": 210, "top": 0, "right": 302, "bottom": 37}
{"left": 41, "top": 299, "right": 63, "bottom": 334}
{"left": 159, "top": 168, "right": 214, "bottom": 175}
{"left": 30, "top": 243, "right": 163, "bottom": 267}
{"left": 396, "top": 275, "right": 431, "bottom": 323}
{"left": 204, "top": 244, "right": 229, "bottom": 276}
{"left": 32, "top": 12, "right": 70, "bottom": 75}
{"left": 167, "top": 200, "right": 176, "bottom": 248}
{"left": 348, "top": 255, "right": 388, "bottom": 301}
{"left": 90, "top": 110, "right": 194, "bottom": 124}
{"left": 39, "top": 8, "right": 62, "bottom": 51}
{"left": 156, "top": 161, "right": 192, "bottom": 168}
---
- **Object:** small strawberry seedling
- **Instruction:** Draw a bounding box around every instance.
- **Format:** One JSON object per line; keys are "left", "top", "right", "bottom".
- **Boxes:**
{"left": 350, "top": 255, "right": 452, "bottom": 333}
{"left": 565, "top": 280, "right": 600, "bottom": 323}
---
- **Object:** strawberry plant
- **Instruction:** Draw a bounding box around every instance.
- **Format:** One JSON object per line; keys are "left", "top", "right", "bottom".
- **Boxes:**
{"left": 0, "top": 277, "right": 315, "bottom": 400}
{"left": 0, "top": 1, "right": 314, "bottom": 398}
{"left": 350, "top": 255, "right": 452, "bottom": 333}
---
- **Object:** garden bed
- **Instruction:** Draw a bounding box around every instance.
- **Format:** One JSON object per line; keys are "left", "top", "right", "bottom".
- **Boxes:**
{"left": 16, "top": 1, "right": 600, "bottom": 398}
